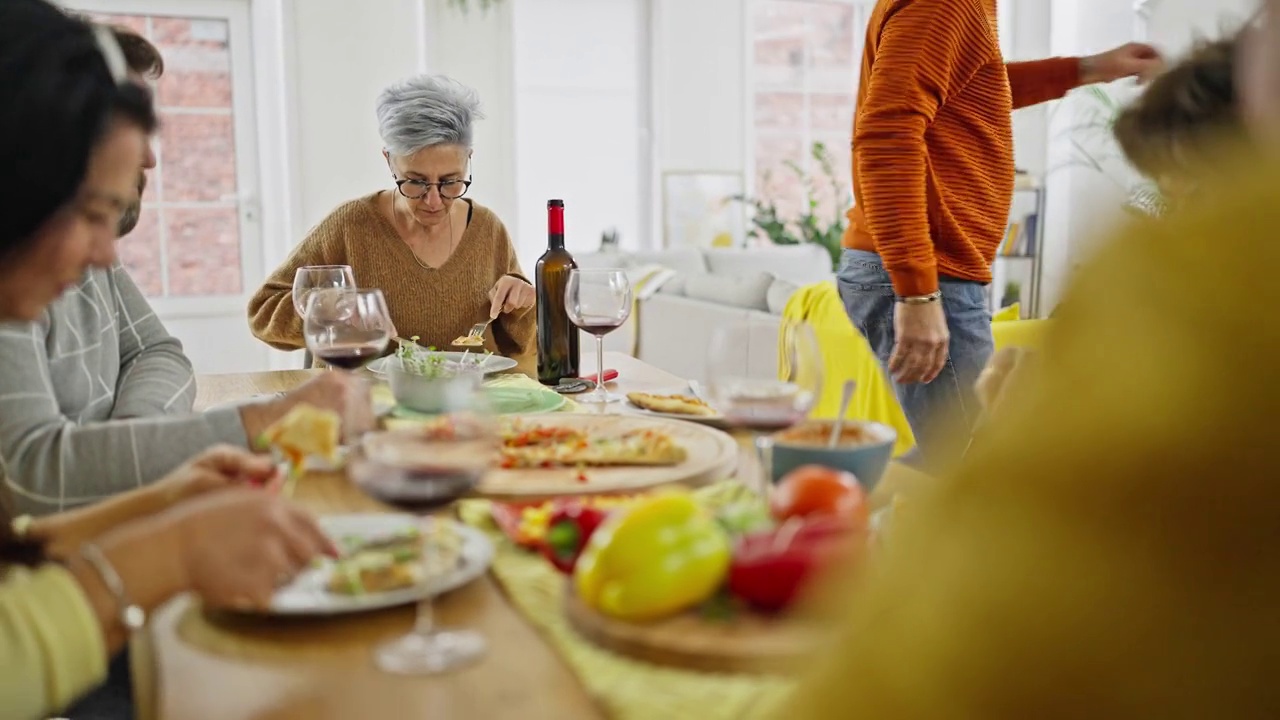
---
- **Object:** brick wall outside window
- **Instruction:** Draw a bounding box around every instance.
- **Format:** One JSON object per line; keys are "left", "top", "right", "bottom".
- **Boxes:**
{"left": 91, "top": 13, "right": 244, "bottom": 298}
{"left": 752, "top": 1, "right": 866, "bottom": 225}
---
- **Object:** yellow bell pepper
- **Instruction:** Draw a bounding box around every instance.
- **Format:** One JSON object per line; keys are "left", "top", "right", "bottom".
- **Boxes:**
{"left": 573, "top": 491, "right": 731, "bottom": 621}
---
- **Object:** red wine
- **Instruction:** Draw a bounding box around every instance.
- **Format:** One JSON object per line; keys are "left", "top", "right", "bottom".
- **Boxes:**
{"left": 535, "top": 199, "right": 581, "bottom": 385}
{"left": 315, "top": 345, "right": 383, "bottom": 370}
{"left": 350, "top": 460, "right": 481, "bottom": 511}
{"left": 573, "top": 319, "right": 625, "bottom": 337}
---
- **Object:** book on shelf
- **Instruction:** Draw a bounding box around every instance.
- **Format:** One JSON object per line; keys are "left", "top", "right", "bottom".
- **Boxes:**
{"left": 998, "top": 212, "right": 1038, "bottom": 257}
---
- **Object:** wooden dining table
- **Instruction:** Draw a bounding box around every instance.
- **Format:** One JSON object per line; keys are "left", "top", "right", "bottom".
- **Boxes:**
{"left": 136, "top": 352, "right": 926, "bottom": 720}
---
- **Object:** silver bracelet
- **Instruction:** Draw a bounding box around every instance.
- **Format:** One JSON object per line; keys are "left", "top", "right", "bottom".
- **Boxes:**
{"left": 80, "top": 543, "right": 147, "bottom": 632}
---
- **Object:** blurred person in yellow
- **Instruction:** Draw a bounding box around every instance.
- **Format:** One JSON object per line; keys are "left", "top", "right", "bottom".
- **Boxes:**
{"left": 787, "top": 5, "right": 1280, "bottom": 716}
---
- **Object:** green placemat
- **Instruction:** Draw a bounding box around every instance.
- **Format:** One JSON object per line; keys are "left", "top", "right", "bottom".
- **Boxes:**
{"left": 375, "top": 374, "right": 580, "bottom": 426}
{"left": 457, "top": 482, "right": 794, "bottom": 720}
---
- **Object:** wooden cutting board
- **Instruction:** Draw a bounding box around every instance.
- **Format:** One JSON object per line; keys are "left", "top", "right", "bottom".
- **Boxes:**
{"left": 564, "top": 589, "right": 817, "bottom": 674}
{"left": 479, "top": 413, "right": 739, "bottom": 501}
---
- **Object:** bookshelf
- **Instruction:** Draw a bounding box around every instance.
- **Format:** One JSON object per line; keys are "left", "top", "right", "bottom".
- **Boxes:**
{"left": 989, "top": 179, "right": 1045, "bottom": 318}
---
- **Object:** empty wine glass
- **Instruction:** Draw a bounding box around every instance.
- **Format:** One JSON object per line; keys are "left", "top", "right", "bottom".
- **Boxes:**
{"left": 303, "top": 288, "right": 393, "bottom": 370}
{"left": 706, "top": 318, "right": 823, "bottom": 432}
{"left": 293, "top": 265, "right": 355, "bottom": 318}
{"left": 350, "top": 386, "right": 496, "bottom": 674}
{"left": 565, "top": 269, "right": 632, "bottom": 403}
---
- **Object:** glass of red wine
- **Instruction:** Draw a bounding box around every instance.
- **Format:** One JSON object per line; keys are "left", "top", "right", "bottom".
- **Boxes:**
{"left": 303, "top": 288, "right": 393, "bottom": 370}
{"left": 706, "top": 319, "right": 823, "bottom": 481}
{"left": 349, "top": 387, "right": 496, "bottom": 674}
{"left": 564, "top": 268, "right": 632, "bottom": 404}
{"left": 293, "top": 265, "right": 355, "bottom": 318}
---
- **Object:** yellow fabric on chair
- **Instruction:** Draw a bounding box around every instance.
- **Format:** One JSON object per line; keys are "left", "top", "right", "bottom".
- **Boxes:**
{"left": 780, "top": 281, "right": 915, "bottom": 457}
{"left": 992, "top": 317, "right": 1050, "bottom": 352}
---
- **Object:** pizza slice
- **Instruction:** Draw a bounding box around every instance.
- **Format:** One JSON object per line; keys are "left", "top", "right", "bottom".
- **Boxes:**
{"left": 627, "top": 392, "right": 718, "bottom": 417}
{"left": 499, "top": 425, "right": 686, "bottom": 468}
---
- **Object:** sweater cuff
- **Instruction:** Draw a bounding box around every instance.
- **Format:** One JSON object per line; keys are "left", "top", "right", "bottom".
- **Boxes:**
{"left": 886, "top": 264, "right": 940, "bottom": 298}
{"left": 203, "top": 405, "right": 250, "bottom": 449}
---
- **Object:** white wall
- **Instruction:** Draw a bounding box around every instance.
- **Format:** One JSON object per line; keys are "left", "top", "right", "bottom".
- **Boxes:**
{"left": 424, "top": 0, "right": 518, "bottom": 229}
{"left": 1037, "top": 0, "right": 1259, "bottom": 313}
{"left": 510, "top": 0, "right": 647, "bottom": 273}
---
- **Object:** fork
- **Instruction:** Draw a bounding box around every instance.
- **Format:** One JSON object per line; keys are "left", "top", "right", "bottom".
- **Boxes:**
{"left": 456, "top": 318, "right": 493, "bottom": 345}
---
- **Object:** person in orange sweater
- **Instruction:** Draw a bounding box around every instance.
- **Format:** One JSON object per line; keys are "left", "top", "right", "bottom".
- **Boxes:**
{"left": 837, "top": 0, "right": 1164, "bottom": 469}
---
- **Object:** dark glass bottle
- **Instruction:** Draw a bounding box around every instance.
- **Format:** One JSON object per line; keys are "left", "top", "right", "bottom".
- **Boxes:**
{"left": 535, "top": 199, "right": 580, "bottom": 384}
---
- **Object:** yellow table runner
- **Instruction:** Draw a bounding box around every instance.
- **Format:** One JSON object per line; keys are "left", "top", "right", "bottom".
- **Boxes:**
{"left": 457, "top": 483, "right": 794, "bottom": 720}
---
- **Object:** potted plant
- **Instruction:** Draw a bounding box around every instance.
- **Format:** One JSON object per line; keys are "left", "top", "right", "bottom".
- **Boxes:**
{"left": 731, "top": 142, "right": 849, "bottom": 269}
{"left": 1001, "top": 280, "right": 1022, "bottom": 309}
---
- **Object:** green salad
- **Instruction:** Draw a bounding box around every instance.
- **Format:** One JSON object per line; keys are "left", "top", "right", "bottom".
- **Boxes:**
{"left": 396, "top": 336, "right": 493, "bottom": 379}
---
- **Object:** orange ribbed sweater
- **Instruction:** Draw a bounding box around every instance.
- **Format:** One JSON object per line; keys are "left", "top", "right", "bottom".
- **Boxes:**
{"left": 845, "top": 0, "right": 1082, "bottom": 296}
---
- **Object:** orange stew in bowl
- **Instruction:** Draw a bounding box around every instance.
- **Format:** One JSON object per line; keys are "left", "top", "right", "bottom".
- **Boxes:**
{"left": 774, "top": 422, "right": 875, "bottom": 448}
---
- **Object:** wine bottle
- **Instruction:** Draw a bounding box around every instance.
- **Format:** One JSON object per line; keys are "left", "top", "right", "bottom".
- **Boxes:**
{"left": 535, "top": 199, "right": 581, "bottom": 384}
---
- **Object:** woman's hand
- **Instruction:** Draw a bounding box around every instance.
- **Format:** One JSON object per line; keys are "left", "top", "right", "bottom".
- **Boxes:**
{"left": 153, "top": 444, "right": 281, "bottom": 506}
{"left": 152, "top": 488, "right": 337, "bottom": 611}
{"left": 33, "top": 445, "right": 281, "bottom": 559}
{"left": 489, "top": 275, "right": 535, "bottom": 317}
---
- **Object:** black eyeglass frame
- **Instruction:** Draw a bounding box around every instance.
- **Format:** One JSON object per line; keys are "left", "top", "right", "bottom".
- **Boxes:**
{"left": 393, "top": 176, "right": 473, "bottom": 201}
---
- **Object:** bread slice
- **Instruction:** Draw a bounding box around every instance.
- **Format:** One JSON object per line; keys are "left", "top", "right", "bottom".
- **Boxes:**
{"left": 627, "top": 392, "right": 717, "bottom": 417}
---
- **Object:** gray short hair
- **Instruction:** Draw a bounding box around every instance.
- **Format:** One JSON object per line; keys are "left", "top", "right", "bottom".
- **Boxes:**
{"left": 376, "top": 74, "right": 484, "bottom": 156}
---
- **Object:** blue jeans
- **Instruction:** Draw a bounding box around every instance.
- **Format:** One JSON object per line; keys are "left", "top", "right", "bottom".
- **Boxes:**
{"left": 836, "top": 249, "right": 993, "bottom": 472}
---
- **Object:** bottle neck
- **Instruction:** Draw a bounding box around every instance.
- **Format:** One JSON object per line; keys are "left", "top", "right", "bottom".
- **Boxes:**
{"left": 548, "top": 203, "right": 565, "bottom": 248}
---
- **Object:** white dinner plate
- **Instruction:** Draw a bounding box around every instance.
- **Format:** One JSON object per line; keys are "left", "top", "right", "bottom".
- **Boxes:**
{"left": 367, "top": 353, "right": 518, "bottom": 378}
{"left": 261, "top": 513, "right": 493, "bottom": 616}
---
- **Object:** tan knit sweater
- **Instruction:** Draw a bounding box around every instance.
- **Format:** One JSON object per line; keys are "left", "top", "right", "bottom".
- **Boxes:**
{"left": 248, "top": 194, "right": 536, "bottom": 375}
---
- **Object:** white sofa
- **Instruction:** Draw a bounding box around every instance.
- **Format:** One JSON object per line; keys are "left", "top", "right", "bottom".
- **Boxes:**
{"left": 575, "top": 244, "right": 834, "bottom": 385}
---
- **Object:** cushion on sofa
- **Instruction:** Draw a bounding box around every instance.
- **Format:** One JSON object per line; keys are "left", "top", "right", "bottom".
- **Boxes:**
{"left": 683, "top": 271, "right": 774, "bottom": 311}
{"left": 766, "top": 277, "right": 801, "bottom": 314}
{"left": 704, "top": 244, "right": 833, "bottom": 285}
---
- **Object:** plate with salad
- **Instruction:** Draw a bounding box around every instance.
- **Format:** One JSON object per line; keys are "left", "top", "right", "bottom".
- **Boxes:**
{"left": 367, "top": 339, "right": 517, "bottom": 378}
{"left": 262, "top": 513, "right": 494, "bottom": 616}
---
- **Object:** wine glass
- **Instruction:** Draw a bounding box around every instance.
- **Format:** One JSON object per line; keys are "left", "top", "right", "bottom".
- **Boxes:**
{"left": 706, "top": 318, "right": 823, "bottom": 431}
{"left": 706, "top": 319, "right": 822, "bottom": 487}
{"left": 349, "top": 384, "right": 495, "bottom": 674}
{"left": 303, "top": 288, "right": 393, "bottom": 370}
{"left": 564, "top": 268, "right": 632, "bottom": 404}
{"left": 293, "top": 265, "right": 356, "bottom": 318}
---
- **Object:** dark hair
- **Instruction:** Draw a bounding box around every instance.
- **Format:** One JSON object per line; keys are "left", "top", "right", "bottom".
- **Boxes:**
{"left": 0, "top": 0, "right": 158, "bottom": 266}
{"left": 1113, "top": 34, "right": 1243, "bottom": 183}
{"left": 0, "top": 0, "right": 158, "bottom": 566}
{"left": 111, "top": 25, "right": 165, "bottom": 79}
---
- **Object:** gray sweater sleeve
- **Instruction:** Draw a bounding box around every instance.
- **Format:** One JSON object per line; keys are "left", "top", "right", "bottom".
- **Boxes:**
{"left": 0, "top": 329, "right": 248, "bottom": 516}
{"left": 107, "top": 264, "right": 197, "bottom": 419}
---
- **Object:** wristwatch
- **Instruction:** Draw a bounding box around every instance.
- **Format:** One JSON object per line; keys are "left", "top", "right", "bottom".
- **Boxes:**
{"left": 896, "top": 290, "right": 943, "bottom": 305}
{"left": 80, "top": 542, "right": 146, "bottom": 632}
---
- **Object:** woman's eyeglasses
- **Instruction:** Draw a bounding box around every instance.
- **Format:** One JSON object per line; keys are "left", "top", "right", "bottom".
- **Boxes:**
{"left": 395, "top": 177, "right": 472, "bottom": 200}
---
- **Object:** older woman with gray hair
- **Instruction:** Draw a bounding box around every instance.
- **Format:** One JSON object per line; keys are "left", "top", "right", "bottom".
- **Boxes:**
{"left": 248, "top": 74, "right": 536, "bottom": 373}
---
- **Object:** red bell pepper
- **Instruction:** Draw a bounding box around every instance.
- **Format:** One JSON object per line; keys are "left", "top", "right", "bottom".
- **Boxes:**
{"left": 540, "top": 502, "right": 610, "bottom": 574}
{"left": 727, "top": 516, "right": 863, "bottom": 613}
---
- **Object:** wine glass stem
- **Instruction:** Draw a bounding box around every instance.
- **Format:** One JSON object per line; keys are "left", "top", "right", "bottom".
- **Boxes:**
{"left": 413, "top": 516, "right": 436, "bottom": 637}
{"left": 594, "top": 335, "right": 606, "bottom": 400}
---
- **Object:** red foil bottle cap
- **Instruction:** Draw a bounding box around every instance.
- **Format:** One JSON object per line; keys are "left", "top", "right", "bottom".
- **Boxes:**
{"left": 548, "top": 199, "right": 565, "bottom": 234}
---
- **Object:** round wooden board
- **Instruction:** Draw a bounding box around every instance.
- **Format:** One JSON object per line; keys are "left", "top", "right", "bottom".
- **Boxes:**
{"left": 478, "top": 413, "right": 739, "bottom": 500}
{"left": 564, "top": 587, "right": 817, "bottom": 675}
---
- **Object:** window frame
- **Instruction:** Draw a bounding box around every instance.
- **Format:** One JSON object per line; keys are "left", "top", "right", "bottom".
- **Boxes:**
{"left": 743, "top": 0, "right": 873, "bottom": 210}
{"left": 62, "top": 0, "right": 266, "bottom": 319}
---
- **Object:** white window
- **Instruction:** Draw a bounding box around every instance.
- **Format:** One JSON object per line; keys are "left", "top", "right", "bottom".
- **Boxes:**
{"left": 64, "top": 0, "right": 276, "bottom": 372}
{"left": 747, "top": 0, "right": 872, "bottom": 226}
